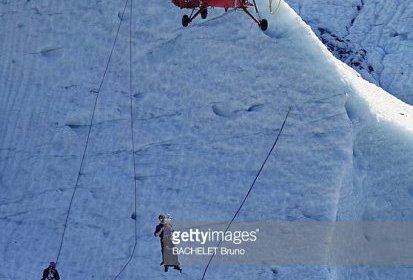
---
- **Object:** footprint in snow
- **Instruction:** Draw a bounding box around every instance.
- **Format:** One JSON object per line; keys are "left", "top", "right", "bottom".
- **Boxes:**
{"left": 212, "top": 104, "right": 234, "bottom": 118}
{"left": 39, "top": 47, "right": 64, "bottom": 59}
{"left": 245, "top": 104, "right": 264, "bottom": 112}
{"left": 212, "top": 103, "right": 264, "bottom": 118}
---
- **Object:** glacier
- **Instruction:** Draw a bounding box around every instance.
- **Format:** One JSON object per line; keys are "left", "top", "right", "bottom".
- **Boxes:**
{"left": 0, "top": 0, "right": 413, "bottom": 279}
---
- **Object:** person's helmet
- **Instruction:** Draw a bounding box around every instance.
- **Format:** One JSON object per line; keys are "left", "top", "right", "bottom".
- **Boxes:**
{"left": 49, "top": 262, "right": 56, "bottom": 268}
{"left": 158, "top": 214, "right": 165, "bottom": 220}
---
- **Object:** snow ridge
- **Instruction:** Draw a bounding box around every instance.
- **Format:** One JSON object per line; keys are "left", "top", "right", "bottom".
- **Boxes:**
{"left": 288, "top": 0, "right": 413, "bottom": 104}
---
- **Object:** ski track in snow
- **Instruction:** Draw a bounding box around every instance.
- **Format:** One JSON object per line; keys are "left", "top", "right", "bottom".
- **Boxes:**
{"left": 1, "top": 1, "right": 413, "bottom": 280}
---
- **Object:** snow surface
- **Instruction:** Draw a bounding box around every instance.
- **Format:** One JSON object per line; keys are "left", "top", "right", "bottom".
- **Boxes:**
{"left": 287, "top": 0, "right": 413, "bottom": 104}
{"left": 0, "top": 0, "right": 413, "bottom": 279}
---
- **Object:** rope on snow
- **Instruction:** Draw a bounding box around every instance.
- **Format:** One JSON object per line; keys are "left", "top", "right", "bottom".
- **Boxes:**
{"left": 55, "top": 0, "right": 130, "bottom": 265}
{"left": 201, "top": 106, "right": 291, "bottom": 280}
{"left": 113, "top": 0, "right": 139, "bottom": 277}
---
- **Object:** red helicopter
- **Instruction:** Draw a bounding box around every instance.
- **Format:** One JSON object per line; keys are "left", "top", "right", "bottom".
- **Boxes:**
{"left": 171, "top": 0, "right": 268, "bottom": 31}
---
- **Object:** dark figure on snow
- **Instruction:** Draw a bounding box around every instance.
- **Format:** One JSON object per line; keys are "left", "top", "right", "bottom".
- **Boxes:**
{"left": 41, "top": 262, "right": 60, "bottom": 280}
{"left": 154, "top": 214, "right": 182, "bottom": 273}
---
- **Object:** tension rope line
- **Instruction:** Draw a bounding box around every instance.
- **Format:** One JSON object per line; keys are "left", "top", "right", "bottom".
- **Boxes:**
{"left": 269, "top": 0, "right": 282, "bottom": 15}
{"left": 55, "top": 0, "right": 130, "bottom": 264}
{"left": 201, "top": 106, "right": 292, "bottom": 280}
{"left": 113, "top": 0, "right": 138, "bottom": 277}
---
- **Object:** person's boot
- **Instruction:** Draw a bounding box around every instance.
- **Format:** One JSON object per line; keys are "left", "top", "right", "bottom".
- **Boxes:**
{"left": 164, "top": 266, "right": 169, "bottom": 272}
{"left": 174, "top": 265, "right": 182, "bottom": 273}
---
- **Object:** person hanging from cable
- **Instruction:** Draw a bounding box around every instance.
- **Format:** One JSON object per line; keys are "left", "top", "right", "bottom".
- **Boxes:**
{"left": 154, "top": 214, "right": 182, "bottom": 273}
{"left": 41, "top": 262, "right": 60, "bottom": 280}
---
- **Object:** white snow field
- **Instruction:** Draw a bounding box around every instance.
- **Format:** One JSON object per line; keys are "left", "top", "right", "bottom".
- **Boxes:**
{"left": 287, "top": 0, "right": 413, "bottom": 104}
{"left": 0, "top": 0, "right": 413, "bottom": 279}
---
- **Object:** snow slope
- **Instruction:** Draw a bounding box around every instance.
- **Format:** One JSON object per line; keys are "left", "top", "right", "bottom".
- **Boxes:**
{"left": 0, "top": 0, "right": 413, "bottom": 279}
{"left": 287, "top": 0, "right": 413, "bottom": 104}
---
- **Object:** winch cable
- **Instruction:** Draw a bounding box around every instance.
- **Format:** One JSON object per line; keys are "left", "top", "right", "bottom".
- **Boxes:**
{"left": 201, "top": 106, "right": 291, "bottom": 280}
{"left": 55, "top": 0, "right": 129, "bottom": 264}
